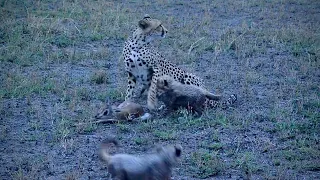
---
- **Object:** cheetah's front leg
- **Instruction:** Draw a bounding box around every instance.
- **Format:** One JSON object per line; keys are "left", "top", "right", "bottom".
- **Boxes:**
{"left": 147, "top": 75, "right": 159, "bottom": 110}
{"left": 125, "top": 72, "right": 137, "bottom": 100}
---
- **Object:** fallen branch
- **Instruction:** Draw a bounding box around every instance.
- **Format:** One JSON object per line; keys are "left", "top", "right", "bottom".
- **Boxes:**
{"left": 74, "top": 119, "right": 124, "bottom": 126}
{"left": 73, "top": 113, "right": 152, "bottom": 126}
{"left": 227, "top": 30, "right": 248, "bottom": 50}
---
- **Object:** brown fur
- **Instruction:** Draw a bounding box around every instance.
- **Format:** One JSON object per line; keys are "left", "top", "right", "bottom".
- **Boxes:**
{"left": 95, "top": 100, "right": 144, "bottom": 121}
{"left": 100, "top": 137, "right": 182, "bottom": 180}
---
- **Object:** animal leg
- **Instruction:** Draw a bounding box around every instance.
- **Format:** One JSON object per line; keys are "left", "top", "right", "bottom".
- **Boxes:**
{"left": 140, "top": 81, "right": 151, "bottom": 96}
{"left": 125, "top": 72, "right": 137, "bottom": 100}
{"left": 140, "top": 70, "right": 153, "bottom": 96}
{"left": 147, "top": 76, "right": 159, "bottom": 110}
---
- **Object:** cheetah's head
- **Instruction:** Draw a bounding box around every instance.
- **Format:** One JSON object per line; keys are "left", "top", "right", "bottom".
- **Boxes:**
{"left": 136, "top": 14, "right": 168, "bottom": 43}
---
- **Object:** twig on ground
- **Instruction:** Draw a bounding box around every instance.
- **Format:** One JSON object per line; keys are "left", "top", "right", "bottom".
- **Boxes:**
{"left": 188, "top": 37, "right": 205, "bottom": 55}
{"left": 74, "top": 119, "right": 122, "bottom": 126}
{"left": 227, "top": 30, "right": 248, "bottom": 50}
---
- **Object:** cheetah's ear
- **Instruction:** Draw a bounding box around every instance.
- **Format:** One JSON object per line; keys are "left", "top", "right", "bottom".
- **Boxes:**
{"left": 175, "top": 145, "right": 182, "bottom": 157}
{"left": 138, "top": 19, "right": 149, "bottom": 30}
{"left": 143, "top": 14, "right": 151, "bottom": 19}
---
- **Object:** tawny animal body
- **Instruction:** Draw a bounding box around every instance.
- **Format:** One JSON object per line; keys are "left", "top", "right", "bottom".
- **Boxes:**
{"left": 100, "top": 138, "right": 182, "bottom": 180}
{"left": 95, "top": 101, "right": 144, "bottom": 121}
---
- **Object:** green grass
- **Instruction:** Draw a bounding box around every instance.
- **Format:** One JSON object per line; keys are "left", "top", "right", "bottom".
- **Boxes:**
{"left": 134, "top": 137, "right": 149, "bottom": 145}
{"left": 55, "top": 117, "right": 73, "bottom": 141}
{"left": 0, "top": 0, "right": 132, "bottom": 65}
{"left": 90, "top": 70, "right": 108, "bottom": 85}
{"left": 0, "top": 73, "right": 58, "bottom": 98}
{"left": 153, "top": 129, "right": 177, "bottom": 140}
{"left": 116, "top": 123, "right": 131, "bottom": 133}
{"left": 189, "top": 151, "right": 224, "bottom": 178}
{"left": 234, "top": 152, "right": 262, "bottom": 177}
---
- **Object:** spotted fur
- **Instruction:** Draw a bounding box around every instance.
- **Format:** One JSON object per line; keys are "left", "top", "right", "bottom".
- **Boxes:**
{"left": 123, "top": 15, "right": 220, "bottom": 110}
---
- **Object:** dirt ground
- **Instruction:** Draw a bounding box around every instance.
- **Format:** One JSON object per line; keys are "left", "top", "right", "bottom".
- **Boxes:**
{"left": 1, "top": 0, "right": 319, "bottom": 179}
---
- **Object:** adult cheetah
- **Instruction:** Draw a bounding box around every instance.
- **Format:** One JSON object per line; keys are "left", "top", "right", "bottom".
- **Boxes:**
{"left": 123, "top": 14, "right": 221, "bottom": 110}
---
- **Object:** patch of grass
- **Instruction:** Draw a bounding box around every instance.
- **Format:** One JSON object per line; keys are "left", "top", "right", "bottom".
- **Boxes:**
{"left": 29, "top": 118, "right": 41, "bottom": 131}
{"left": 189, "top": 151, "right": 224, "bottom": 178}
{"left": 137, "top": 121, "right": 154, "bottom": 133}
{"left": 202, "top": 142, "right": 223, "bottom": 151}
{"left": 1, "top": 0, "right": 131, "bottom": 65}
{"left": 153, "top": 130, "right": 177, "bottom": 140}
{"left": 275, "top": 147, "right": 320, "bottom": 169}
{"left": 0, "top": 125, "right": 9, "bottom": 142}
{"left": 300, "top": 161, "right": 320, "bottom": 171}
{"left": 75, "top": 87, "right": 92, "bottom": 101}
{"left": 90, "top": 33, "right": 104, "bottom": 41}
{"left": 10, "top": 155, "right": 48, "bottom": 179}
{"left": 76, "top": 122, "right": 97, "bottom": 134}
{"left": 275, "top": 117, "right": 319, "bottom": 137}
{"left": 104, "top": 89, "right": 124, "bottom": 101}
{"left": 116, "top": 123, "right": 131, "bottom": 133}
{"left": 134, "top": 137, "right": 149, "bottom": 146}
{"left": 234, "top": 152, "right": 262, "bottom": 177}
{"left": 172, "top": 109, "right": 222, "bottom": 129}
{"left": 11, "top": 166, "right": 25, "bottom": 180}
{"left": 179, "top": 117, "right": 208, "bottom": 129}
{"left": 50, "top": 34, "right": 73, "bottom": 48}
{"left": 274, "top": 27, "right": 320, "bottom": 59}
{"left": 55, "top": 117, "right": 74, "bottom": 142}
{"left": 0, "top": 72, "right": 59, "bottom": 99}
{"left": 65, "top": 171, "right": 80, "bottom": 180}
{"left": 90, "top": 70, "right": 108, "bottom": 85}
{"left": 214, "top": 113, "right": 229, "bottom": 127}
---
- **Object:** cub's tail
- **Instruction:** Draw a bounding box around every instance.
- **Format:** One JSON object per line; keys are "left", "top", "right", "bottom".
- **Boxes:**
{"left": 99, "top": 137, "right": 119, "bottom": 163}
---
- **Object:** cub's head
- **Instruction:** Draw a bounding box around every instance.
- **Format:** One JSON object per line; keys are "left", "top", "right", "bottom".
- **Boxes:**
{"left": 156, "top": 144, "right": 182, "bottom": 165}
{"left": 136, "top": 14, "right": 168, "bottom": 42}
{"left": 156, "top": 75, "right": 174, "bottom": 91}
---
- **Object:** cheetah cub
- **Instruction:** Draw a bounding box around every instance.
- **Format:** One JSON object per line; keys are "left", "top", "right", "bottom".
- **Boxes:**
{"left": 100, "top": 137, "right": 182, "bottom": 180}
{"left": 156, "top": 75, "right": 237, "bottom": 116}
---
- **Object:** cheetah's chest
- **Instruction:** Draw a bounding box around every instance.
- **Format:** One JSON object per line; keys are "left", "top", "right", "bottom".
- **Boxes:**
{"left": 126, "top": 50, "right": 151, "bottom": 83}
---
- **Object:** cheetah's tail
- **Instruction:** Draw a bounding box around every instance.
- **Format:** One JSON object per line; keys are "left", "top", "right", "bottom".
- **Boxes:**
{"left": 221, "top": 94, "right": 237, "bottom": 109}
{"left": 205, "top": 94, "right": 237, "bottom": 109}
